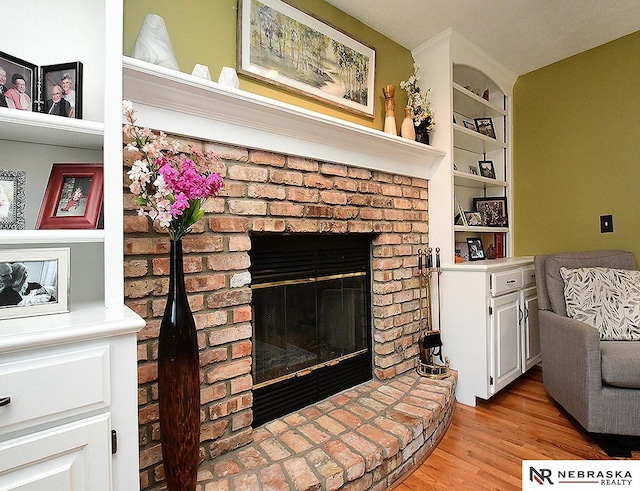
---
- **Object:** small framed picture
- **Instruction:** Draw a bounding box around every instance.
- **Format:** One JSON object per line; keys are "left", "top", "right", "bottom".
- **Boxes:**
{"left": 463, "top": 120, "right": 476, "bottom": 131}
{"left": 36, "top": 163, "right": 103, "bottom": 229}
{"left": 455, "top": 241, "right": 469, "bottom": 261}
{"left": 473, "top": 197, "right": 508, "bottom": 227}
{"left": 478, "top": 160, "right": 496, "bottom": 179}
{"left": 469, "top": 165, "right": 478, "bottom": 175}
{"left": 41, "top": 62, "right": 83, "bottom": 119}
{"left": 466, "top": 237, "right": 485, "bottom": 261}
{"left": 0, "top": 248, "right": 69, "bottom": 319}
{"left": 474, "top": 118, "right": 496, "bottom": 138}
{"left": 0, "top": 51, "right": 37, "bottom": 112}
{"left": 0, "top": 169, "right": 26, "bottom": 230}
{"left": 465, "top": 212, "right": 483, "bottom": 226}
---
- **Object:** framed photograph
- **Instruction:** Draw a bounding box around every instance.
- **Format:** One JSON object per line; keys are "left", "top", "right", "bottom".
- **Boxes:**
{"left": 0, "top": 169, "right": 26, "bottom": 230}
{"left": 463, "top": 119, "right": 476, "bottom": 131}
{"left": 475, "top": 117, "right": 496, "bottom": 139}
{"left": 0, "top": 51, "right": 37, "bottom": 112}
{"left": 36, "top": 163, "right": 103, "bottom": 229}
{"left": 465, "top": 212, "right": 483, "bottom": 226}
{"left": 468, "top": 165, "right": 478, "bottom": 175}
{"left": 473, "top": 197, "right": 508, "bottom": 227}
{"left": 237, "top": 0, "right": 376, "bottom": 117}
{"left": 466, "top": 237, "right": 485, "bottom": 261}
{"left": 455, "top": 241, "right": 469, "bottom": 261}
{"left": 41, "top": 62, "right": 83, "bottom": 119}
{"left": 478, "top": 160, "right": 496, "bottom": 179}
{"left": 0, "top": 248, "right": 69, "bottom": 320}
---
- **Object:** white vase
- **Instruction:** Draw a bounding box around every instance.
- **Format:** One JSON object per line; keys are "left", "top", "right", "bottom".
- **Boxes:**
{"left": 400, "top": 107, "right": 416, "bottom": 140}
{"left": 131, "top": 14, "right": 180, "bottom": 71}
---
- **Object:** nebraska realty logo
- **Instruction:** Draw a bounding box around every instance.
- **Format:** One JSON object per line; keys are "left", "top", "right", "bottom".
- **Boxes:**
{"left": 523, "top": 461, "right": 640, "bottom": 489}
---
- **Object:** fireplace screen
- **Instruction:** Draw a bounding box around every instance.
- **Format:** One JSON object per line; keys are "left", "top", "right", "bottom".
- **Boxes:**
{"left": 250, "top": 234, "right": 372, "bottom": 425}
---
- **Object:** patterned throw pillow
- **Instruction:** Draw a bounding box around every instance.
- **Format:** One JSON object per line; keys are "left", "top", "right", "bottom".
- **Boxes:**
{"left": 560, "top": 267, "right": 640, "bottom": 340}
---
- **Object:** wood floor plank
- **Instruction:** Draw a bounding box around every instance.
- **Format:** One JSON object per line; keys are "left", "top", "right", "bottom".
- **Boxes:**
{"left": 395, "top": 366, "right": 640, "bottom": 490}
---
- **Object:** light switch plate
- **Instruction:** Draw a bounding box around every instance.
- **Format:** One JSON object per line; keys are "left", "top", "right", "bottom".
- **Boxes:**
{"left": 600, "top": 214, "right": 613, "bottom": 233}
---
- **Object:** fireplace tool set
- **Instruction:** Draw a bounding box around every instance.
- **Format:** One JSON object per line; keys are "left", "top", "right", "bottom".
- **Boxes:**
{"left": 416, "top": 247, "right": 450, "bottom": 379}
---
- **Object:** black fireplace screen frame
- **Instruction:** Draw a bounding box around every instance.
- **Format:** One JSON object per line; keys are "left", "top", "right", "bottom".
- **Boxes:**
{"left": 249, "top": 234, "right": 373, "bottom": 427}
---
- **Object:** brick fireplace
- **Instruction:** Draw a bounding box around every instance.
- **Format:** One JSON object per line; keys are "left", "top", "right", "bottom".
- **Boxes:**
{"left": 122, "top": 58, "right": 449, "bottom": 490}
{"left": 125, "top": 135, "right": 431, "bottom": 488}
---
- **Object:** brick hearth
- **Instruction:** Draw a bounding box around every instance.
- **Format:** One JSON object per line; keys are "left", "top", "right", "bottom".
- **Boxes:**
{"left": 198, "top": 371, "right": 456, "bottom": 490}
{"left": 124, "top": 136, "right": 445, "bottom": 490}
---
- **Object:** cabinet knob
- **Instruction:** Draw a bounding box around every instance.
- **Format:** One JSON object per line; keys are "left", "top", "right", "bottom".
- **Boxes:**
{"left": 0, "top": 397, "right": 11, "bottom": 407}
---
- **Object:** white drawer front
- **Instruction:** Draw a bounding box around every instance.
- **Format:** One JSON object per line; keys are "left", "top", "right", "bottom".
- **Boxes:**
{"left": 522, "top": 266, "right": 536, "bottom": 287}
{"left": 491, "top": 270, "right": 523, "bottom": 296}
{"left": 0, "top": 347, "right": 110, "bottom": 434}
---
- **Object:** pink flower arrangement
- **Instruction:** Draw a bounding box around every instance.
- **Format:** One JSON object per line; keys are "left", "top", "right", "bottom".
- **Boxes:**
{"left": 122, "top": 100, "right": 224, "bottom": 240}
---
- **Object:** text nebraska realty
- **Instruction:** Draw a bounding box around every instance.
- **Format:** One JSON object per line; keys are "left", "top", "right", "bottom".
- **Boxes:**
{"left": 534, "top": 468, "right": 633, "bottom": 486}
{"left": 561, "top": 470, "right": 632, "bottom": 486}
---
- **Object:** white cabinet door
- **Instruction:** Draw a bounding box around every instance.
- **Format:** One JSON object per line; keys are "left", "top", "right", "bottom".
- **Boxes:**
{"left": 521, "top": 286, "right": 541, "bottom": 371}
{"left": 490, "top": 291, "right": 522, "bottom": 394}
{"left": 0, "top": 414, "right": 111, "bottom": 491}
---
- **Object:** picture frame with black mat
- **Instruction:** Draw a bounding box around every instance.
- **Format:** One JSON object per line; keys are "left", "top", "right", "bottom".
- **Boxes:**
{"left": 466, "top": 237, "right": 485, "bottom": 261}
{"left": 478, "top": 160, "right": 496, "bottom": 179}
{"left": 473, "top": 196, "right": 508, "bottom": 227}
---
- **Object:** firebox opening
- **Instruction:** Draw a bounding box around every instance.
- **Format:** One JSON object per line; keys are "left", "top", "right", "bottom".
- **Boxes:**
{"left": 249, "top": 234, "right": 373, "bottom": 427}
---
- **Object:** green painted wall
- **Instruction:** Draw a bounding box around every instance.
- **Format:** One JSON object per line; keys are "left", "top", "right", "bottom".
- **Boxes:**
{"left": 513, "top": 30, "right": 640, "bottom": 262}
{"left": 123, "top": 0, "right": 415, "bottom": 131}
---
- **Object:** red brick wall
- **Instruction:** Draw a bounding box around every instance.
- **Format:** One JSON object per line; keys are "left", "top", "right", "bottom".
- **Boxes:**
{"left": 124, "top": 137, "right": 429, "bottom": 490}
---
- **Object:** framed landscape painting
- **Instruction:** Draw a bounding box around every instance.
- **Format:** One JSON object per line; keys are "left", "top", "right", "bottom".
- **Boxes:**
{"left": 238, "top": 0, "right": 376, "bottom": 117}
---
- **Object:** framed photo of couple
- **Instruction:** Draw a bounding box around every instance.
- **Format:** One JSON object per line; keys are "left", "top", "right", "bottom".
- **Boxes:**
{"left": 0, "top": 51, "right": 82, "bottom": 118}
{"left": 41, "top": 62, "right": 83, "bottom": 119}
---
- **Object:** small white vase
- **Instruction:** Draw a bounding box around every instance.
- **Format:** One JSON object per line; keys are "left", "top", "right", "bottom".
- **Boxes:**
{"left": 400, "top": 107, "right": 416, "bottom": 140}
{"left": 131, "top": 14, "right": 180, "bottom": 71}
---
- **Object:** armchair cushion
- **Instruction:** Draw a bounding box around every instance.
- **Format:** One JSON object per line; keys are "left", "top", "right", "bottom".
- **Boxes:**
{"left": 541, "top": 250, "right": 636, "bottom": 316}
{"left": 561, "top": 267, "right": 640, "bottom": 341}
{"left": 601, "top": 341, "right": 640, "bottom": 388}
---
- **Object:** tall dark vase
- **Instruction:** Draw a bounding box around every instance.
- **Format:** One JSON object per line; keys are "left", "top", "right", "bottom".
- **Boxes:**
{"left": 158, "top": 238, "right": 200, "bottom": 491}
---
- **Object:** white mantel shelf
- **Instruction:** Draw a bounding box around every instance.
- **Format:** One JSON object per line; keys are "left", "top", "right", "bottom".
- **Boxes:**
{"left": 123, "top": 57, "right": 445, "bottom": 179}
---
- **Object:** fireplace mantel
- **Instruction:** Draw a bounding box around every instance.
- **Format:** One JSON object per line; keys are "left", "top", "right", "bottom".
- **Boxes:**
{"left": 123, "top": 57, "right": 445, "bottom": 179}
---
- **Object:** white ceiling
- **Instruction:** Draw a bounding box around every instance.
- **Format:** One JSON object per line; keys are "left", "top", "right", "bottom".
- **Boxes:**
{"left": 325, "top": 0, "right": 640, "bottom": 75}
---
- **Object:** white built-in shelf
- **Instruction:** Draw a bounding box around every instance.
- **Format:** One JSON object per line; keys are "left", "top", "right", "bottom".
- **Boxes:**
{"left": 0, "top": 229, "right": 105, "bottom": 245}
{"left": 123, "top": 56, "right": 446, "bottom": 180}
{"left": 453, "top": 170, "right": 508, "bottom": 188}
{"left": 453, "top": 123, "right": 507, "bottom": 154}
{"left": 0, "top": 302, "right": 144, "bottom": 352}
{"left": 454, "top": 225, "right": 509, "bottom": 234}
{"left": 0, "top": 108, "right": 104, "bottom": 150}
{"left": 452, "top": 83, "right": 506, "bottom": 119}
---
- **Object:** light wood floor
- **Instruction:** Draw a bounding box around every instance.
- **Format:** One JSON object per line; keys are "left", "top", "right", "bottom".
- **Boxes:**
{"left": 396, "top": 366, "right": 640, "bottom": 491}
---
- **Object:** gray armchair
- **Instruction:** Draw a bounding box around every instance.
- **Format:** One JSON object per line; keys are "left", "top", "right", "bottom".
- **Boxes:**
{"left": 534, "top": 250, "right": 640, "bottom": 456}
